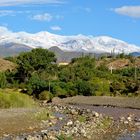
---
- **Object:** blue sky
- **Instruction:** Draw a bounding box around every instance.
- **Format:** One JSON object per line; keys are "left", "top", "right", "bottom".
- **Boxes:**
{"left": 0, "top": 0, "right": 140, "bottom": 46}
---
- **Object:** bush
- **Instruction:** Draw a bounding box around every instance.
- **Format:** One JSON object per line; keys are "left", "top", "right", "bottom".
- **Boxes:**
{"left": 76, "top": 80, "right": 95, "bottom": 96}
{"left": 52, "top": 86, "right": 67, "bottom": 98}
{"left": 26, "top": 73, "right": 47, "bottom": 96}
{"left": 39, "top": 91, "right": 53, "bottom": 102}
{"left": 90, "top": 78, "right": 110, "bottom": 96}
{"left": 0, "top": 89, "right": 36, "bottom": 108}
{"left": 110, "top": 80, "right": 126, "bottom": 96}
{"left": 65, "top": 82, "right": 77, "bottom": 96}
{"left": 0, "top": 72, "right": 7, "bottom": 88}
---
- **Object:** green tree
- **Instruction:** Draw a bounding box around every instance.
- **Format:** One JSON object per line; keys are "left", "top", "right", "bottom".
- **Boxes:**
{"left": 76, "top": 80, "right": 95, "bottom": 96}
{"left": 26, "top": 73, "right": 47, "bottom": 96}
{"left": 16, "top": 48, "right": 56, "bottom": 82}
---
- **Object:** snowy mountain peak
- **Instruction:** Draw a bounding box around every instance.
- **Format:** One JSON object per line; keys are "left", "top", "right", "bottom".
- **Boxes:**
{"left": 0, "top": 26, "right": 140, "bottom": 54}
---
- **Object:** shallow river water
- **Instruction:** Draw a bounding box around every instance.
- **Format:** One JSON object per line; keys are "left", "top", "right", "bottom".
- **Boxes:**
{"left": 117, "top": 131, "right": 140, "bottom": 140}
{"left": 70, "top": 104, "right": 140, "bottom": 139}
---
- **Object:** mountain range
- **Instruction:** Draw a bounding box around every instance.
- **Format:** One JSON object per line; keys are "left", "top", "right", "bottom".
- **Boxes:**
{"left": 0, "top": 27, "right": 140, "bottom": 58}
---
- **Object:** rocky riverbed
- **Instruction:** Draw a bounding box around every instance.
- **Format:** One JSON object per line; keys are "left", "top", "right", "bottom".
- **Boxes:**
{"left": 1, "top": 102, "right": 140, "bottom": 140}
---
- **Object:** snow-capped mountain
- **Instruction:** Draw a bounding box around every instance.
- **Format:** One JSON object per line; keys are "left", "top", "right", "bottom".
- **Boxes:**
{"left": 0, "top": 26, "right": 140, "bottom": 54}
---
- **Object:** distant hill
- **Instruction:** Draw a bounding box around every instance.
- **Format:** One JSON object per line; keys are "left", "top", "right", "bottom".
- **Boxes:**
{"left": 97, "top": 57, "right": 140, "bottom": 70}
{"left": 0, "top": 43, "right": 32, "bottom": 57}
{"left": 49, "top": 46, "right": 83, "bottom": 62}
{"left": 0, "top": 43, "right": 96, "bottom": 62}
{"left": 49, "top": 46, "right": 97, "bottom": 62}
{"left": 0, "top": 42, "right": 139, "bottom": 63}
{"left": 130, "top": 52, "right": 140, "bottom": 57}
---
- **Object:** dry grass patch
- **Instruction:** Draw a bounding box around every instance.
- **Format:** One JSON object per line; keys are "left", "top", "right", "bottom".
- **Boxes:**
{"left": 0, "top": 58, "right": 16, "bottom": 72}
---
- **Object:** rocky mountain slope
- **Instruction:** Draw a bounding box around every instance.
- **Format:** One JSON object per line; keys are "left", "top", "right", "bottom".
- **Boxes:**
{"left": 0, "top": 26, "right": 140, "bottom": 55}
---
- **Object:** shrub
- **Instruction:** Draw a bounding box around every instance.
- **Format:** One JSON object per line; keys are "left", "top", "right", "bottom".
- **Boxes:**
{"left": 76, "top": 80, "right": 95, "bottom": 96}
{"left": 0, "top": 89, "right": 36, "bottom": 108}
{"left": 26, "top": 73, "right": 47, "bottom": 96}
{"left": 39, "top": 91, "right": 53, "bottom": 102}
{"left": 110, "top": 80, "right": 126, "bottom": 96}
{"left": 0, "top": 72, "right": 7, "bottom": 88}
{"left": 53, "top": 86, "right": 67, "bottom": 98}
{"left": 90, "top": 78, "right": 110, "bottom": 96}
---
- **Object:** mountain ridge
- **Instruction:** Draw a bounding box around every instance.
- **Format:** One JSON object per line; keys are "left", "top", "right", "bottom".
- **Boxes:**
{"left": 0, "top": 26, "right": 140, "bottom": 54}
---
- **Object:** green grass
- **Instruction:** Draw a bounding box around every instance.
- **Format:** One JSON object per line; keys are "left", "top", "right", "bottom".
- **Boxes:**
{"left": 34, "top": 108, "right": 51, "bottom": 121}
{"left": 0, "top": 89, "right": 36, "bottom": 108}
{"left": 78, "top": 115, "right": 86, "bottom": 123}
{"left": 96, "top": 117, "right": 112, "bottom": 129}
{"left": 56, "top": 134, "right": 73, "bottom": 140}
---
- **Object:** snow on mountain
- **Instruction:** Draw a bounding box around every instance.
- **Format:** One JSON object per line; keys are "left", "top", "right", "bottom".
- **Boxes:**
{"left": 0, "top": 26, "right": 140, "bottom": 54}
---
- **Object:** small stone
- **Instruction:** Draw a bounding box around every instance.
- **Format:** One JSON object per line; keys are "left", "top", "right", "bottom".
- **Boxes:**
{"left": 135, "top": 122, "right": 140, "bottom": 127}
{"left": 67, "top": 120, "right": 73, "bottom": 126}
{"left": 120, "top": 116, "right": 125, "bottom": 122}
{"left": 81, "top": 129, "right": 86, "bottom": 134}
{"left": 131, "top": 133, "right": 135, "bottom": 137}
{"left": 127, "top": 116, "right": 132, "bottom": 122}
{"left": 71, "top": 127, "right": 78, "bottom": 134}
{"left": 49, "top": 122, "right": 53, "bottom": 126}
{"left": 41, "top": 130, "right": 48, "bottom": 133}
{"left": 59, "top": 117, "right": 63, "bottom": 120}
{"left": 86, "top": 109, "right": 91, "bottom": 113}
{"left": 3, "top": 134, "right": 9, "bottom": 137}
{"left": 124, "top": 121, "right": 129, "bottom": 124}
{"left": 92, "top": 111, "right": 99, "bottom": 117}
{"left": 95, "top": 112, "right": 99, "bottom": 117}
{"left": 87, "top": 135, "right": 92, "bottom": 139}
{"left": 28, "top": 126, "right": 34, "bottom": 130}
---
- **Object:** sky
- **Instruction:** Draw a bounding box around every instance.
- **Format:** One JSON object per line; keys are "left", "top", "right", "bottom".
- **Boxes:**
{"left": 0, "top": 0, "right": 140, "bottom": 46}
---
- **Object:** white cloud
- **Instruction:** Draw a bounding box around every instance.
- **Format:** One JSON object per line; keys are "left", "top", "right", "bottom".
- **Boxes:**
{"left": 0, "top": 10, "right": 31, "bottom": 17}
{"left": 51, "top": 26, "right": 61, "bottom": 31}
{"left": 0, "top": 10, "right": 15, "bottom": 17}
{"left": 0, "top": 26, "right": 12, "bottom": 35}
{"left": 32, "top": 13, "right": 53, "bottom": 21}
{"left": 0, "top": 0, "right": 65, "bottom": 6}
{"left": 114, "top": 6, "right": 140, "bottom": 18}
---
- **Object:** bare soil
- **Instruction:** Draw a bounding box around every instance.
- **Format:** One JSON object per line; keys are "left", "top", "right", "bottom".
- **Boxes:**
{"left": 0, "top": 108, "right": 41, "bottom": 137}
{"left": 0, "top": 58, "right": 16, "bottom": 72}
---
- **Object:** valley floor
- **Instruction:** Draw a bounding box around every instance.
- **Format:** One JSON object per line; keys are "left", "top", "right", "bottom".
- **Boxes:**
{"left": 0, "top": 96, "right": 140, "bottom": 140}
{"left": 0, "top": 108, "right": 42, "bottom": 137}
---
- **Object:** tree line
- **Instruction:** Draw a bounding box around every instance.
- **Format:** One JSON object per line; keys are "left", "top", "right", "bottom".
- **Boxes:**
{"left": 0, "top": 48, "right": 140, "bottom": 101}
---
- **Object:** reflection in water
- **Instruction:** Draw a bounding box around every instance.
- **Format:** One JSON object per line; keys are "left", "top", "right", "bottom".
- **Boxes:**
{"left": 117, "top": 131, "right": 140, "bottom": 140}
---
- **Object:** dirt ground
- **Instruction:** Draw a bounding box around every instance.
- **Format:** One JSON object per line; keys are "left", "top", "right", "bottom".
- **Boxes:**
{"left": 0, "top": 108, "right": 41, "bottom": 137}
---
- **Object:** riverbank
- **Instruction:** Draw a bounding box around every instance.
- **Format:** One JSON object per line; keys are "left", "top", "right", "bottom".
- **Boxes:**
{"left": 1, "top": 103, "right": 139, "bottom": 140}
{"left": 52, "top": 96, "right": 140, "bottom": 109}
{"left": 0, "top": 96, "right": 140, "bottom": 140}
